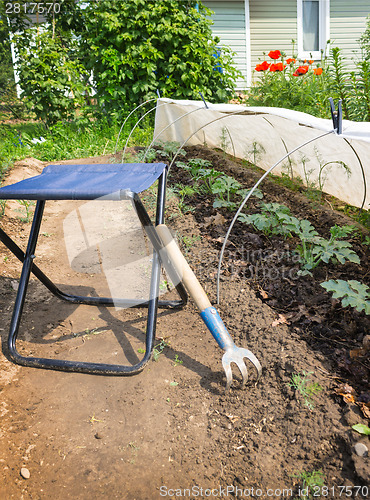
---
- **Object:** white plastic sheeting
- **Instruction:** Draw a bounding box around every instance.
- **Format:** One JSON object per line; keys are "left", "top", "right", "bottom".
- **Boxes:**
{"left": 154, "top": 98, "right": 370, "bottom": 209}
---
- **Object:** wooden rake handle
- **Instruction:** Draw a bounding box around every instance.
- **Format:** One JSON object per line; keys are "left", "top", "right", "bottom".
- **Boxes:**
{"left": 155, "top": 224, "right": 211, "bottom": 313}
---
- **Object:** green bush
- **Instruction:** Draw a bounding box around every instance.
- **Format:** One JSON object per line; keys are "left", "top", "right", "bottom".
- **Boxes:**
{"left": 14, "top": 28, "right": 88, "bottom": 126}
{"left": 80, "top": 0, "right": 240, "bottom": 117}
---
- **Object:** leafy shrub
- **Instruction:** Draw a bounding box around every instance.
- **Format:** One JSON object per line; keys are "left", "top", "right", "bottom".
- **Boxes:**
{"left": 14, "top": 28, "right": 87, "bottom": 126}
{"left": 80, "top": 0, "right": 240, "bottom": 116}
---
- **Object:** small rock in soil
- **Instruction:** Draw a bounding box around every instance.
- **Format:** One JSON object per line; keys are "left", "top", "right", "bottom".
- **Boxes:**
{"left": 20, "top": 467, "right": 30, "bottom": 479}
{"left": 354, "top": 442, "right": 368, "bottom": 457}
{"left": 94, "top": 432, "right": 103, "bottom": 440}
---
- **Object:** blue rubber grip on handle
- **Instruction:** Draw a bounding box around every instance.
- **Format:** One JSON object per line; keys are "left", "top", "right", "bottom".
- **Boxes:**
{"left": 200, "top": 307, "right": 235, "bottom": 350}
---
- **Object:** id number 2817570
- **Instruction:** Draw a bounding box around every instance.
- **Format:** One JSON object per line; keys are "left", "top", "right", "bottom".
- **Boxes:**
{"left": 5, "top": 3, "right": 61, "bottom": 15}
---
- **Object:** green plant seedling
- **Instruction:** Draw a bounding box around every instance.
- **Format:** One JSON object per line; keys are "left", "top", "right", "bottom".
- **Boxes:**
{"left": 177, "top": 158, "right": 213, "bottom": 178}
{"left": 320, "top": 279, "right": 370, "bottom": 314}
{"left": 238, "top": 202, "right": 292, "bottom": 237}
{"left": 173, "top": 355, "right": 183, "bottom": 367}
{"left": 194, "top": 168, "right": 224, "bottom": 193}
{"left": 136, "top": 148, "right": 156, "bottom": 162}
{"left": 237, "top": 187, "right": 264, "bottom": 200}
{"left": 352, "top": 423, "right": 370, "bottom": 435}
{"left": 288, "top": 371, "right": 322, "bottom": 410}
{"left": 280, "top": 218, "right": 360, "bottom": 274}
{"left": 293, "top": 469, "right": 325, "bottom": 500}
{"left": 155, "top": 141, "right": 186, "bottom": 161}
{"left": 178, "top": 234, "right": 201, "bottom": 254}
{"left": 211, "top": 175, "right": 241, "bottom": 210}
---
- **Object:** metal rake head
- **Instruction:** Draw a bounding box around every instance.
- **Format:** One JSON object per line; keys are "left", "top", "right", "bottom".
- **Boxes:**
{"left": 222, "top": 346, "right": 262, "bottom": 391}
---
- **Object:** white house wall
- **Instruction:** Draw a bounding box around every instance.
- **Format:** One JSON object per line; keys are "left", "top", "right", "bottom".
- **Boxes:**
{"left": 203, "top": 1, "right": 248, "bottom": 89}
{"left": 330, "top": 0, "right": 370, "bottom": 65}
{"left": 249, "top": 0, "right": 298, "bottom": 81}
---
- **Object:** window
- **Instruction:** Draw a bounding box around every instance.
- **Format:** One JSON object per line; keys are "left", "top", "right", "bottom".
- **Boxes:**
{"left": 297, "top": 0, "right": 330, "bottom": 60}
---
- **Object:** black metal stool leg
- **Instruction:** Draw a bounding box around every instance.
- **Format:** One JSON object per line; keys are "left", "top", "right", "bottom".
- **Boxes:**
{"left": 8, "top": 200, "right": 45, "bottom": 360}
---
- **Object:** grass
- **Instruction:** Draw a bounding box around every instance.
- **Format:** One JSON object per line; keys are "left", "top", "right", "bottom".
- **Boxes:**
{"left": 293, "top": 469, "right": 325, "bottom": 499}
{"left": 0, "top": 116, "right": 153, "bottom": 182}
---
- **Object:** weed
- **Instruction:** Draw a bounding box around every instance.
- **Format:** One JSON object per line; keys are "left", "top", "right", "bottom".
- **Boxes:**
{"left": 320, "top": 279, "right": 370, "bottom": 314}
{"left": 219, "top": 126, "right": 231, "bottom": 156}
{"left": 178, "top": 234, "right": 201, "bottom": 253}
{"left": 288, "top": 371, "right": 323, "bottom": 411}
{"left": 16, "top": 199, "right": 35, "bottom": 223}
{"left": 173, "top": 183, "right": 198, "bottom": 214}
{"left": 245, "top": 140, "right": 266, "bottom": 165}
{"left": 0, "top": 199, "right": 6, "bottom": 217}
{"left": 159, "top": 280, "right": 170, "bottom": 292}
{"left": 153, "top": 339, "right": 170, "bottom": 361}
{"left": 89, "top": 414, "right": 103, "bottom": 424}
{"left": 293, "top": 469, "right": 325, "bottom": 499}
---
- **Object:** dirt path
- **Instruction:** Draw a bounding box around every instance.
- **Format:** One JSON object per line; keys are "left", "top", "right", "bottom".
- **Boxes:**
{"left": 0, "top": 153, "right": 368, "bottom": 499}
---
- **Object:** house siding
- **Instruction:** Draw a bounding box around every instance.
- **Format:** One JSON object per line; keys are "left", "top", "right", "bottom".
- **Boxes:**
{"left": 203, "top": 1, "right": 248, "bottom": 88}
{"left": 330, "top": 0, "right": 369, "bottom": 66}
{"left": 249, "top": 0, "right": 297, "bottom": 85}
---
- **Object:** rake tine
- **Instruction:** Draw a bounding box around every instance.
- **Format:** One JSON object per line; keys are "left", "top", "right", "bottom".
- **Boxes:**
{"left": 222, "top": 359, "right": 233, "bottom": 392}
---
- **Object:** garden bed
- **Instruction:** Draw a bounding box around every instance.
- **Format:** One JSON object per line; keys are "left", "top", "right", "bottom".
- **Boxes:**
{"left": 0, "top": 147, "right": 368, "bottom": 499}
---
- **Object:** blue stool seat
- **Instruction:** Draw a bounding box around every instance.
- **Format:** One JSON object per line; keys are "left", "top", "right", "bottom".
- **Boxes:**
{"left": 0, "top": 163, "right": 167, "bottom": 200}
{"left": 0, "top": 162, "right": 187, "bottom": 375}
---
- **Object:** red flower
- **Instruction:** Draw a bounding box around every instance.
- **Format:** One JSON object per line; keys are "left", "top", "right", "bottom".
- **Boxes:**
{"left": 293, "top": 65, "right": 309, "bottom": 76}
{"left": 286, "top": 58, "right": 296, "bottom": 64}
{"left": 313, "top": 67, "right": 323, "bottom": 75}
{"left": 255, "top": 61, "right": 270, "bottom": 71}
{"left": 270, "top": 62, "right": 286, "bottom": 72}
{"left": 308, "top": 59, "right": 314, "bottom": 64}
{"left": 268, "top": 50, "right": 281, "bottom": 60}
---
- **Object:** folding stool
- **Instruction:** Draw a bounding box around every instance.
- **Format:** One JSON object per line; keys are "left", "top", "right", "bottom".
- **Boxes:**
{"left": 0, "top": 163, "right": 188, "bottom": 375}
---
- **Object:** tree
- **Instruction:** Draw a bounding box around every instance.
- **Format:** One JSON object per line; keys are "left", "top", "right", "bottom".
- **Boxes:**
{"left": 80, "top": 0, "right": 240, "bottom": 116}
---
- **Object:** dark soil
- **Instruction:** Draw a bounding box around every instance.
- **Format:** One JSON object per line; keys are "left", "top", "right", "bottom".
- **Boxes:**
{"left": 0, "top": 149, "right": 369, "bottom": 499}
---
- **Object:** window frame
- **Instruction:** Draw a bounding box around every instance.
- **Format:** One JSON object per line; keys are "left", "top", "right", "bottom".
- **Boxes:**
{"left": 297, "top": 0, "right": 330, "bottom": 60}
